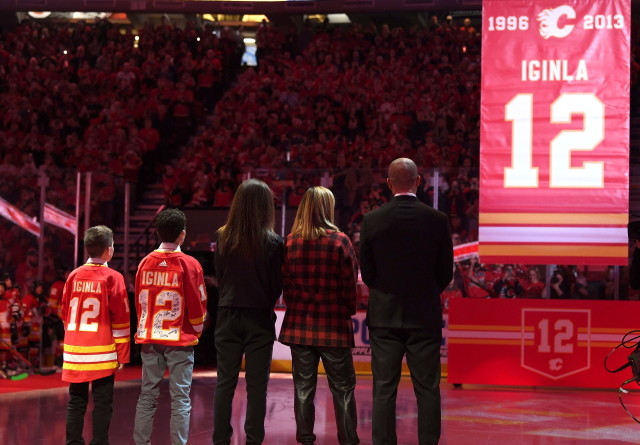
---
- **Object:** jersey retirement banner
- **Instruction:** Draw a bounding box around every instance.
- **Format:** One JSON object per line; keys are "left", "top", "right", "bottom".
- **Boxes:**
{"left": 479, "top": 0, "right": 630, "bottom": 265}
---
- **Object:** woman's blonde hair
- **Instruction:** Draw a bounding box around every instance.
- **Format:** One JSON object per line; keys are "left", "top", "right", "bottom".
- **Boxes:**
{"left": 290, "top": 186, "right": 339, "bottom": 240}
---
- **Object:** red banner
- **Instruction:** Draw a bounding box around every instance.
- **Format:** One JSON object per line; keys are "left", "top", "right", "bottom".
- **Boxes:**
{"left": 0, "top": 196, "right": 40, "bottom": 237}
{"left": 44, "top": 203, "right": 77, "bottom": 235}
{"left": 447, "top": 298, "right": 639, "bottom": 388}
{"left": 479, "top": 0, "right": 630, "bottom": 265}
{"left": 453, "top": 241, "right": 479, "bottom": 262}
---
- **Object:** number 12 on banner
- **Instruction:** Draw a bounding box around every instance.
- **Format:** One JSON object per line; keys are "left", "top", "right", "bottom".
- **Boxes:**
{"left": 504, "top": 93, "right": 604, "bottom": 189}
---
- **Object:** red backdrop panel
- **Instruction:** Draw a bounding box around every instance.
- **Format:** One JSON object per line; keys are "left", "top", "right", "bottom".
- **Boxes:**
{"left": 447, "top": 298, "right": 639, "bottom": 388}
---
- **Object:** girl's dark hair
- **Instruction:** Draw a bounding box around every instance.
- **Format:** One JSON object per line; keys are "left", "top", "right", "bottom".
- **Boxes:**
{"left": 216, "top": 179, "right": 277, "bottom": 258}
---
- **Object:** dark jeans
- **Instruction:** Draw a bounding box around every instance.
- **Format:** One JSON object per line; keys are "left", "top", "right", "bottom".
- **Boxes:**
{"left": 290, "top": 344, "right": 359, "bottom": 445}
{"left": 213, "top": 307, "right": 276, "bottom": 445}
{"left": 66, "top": 374, "right": 115, "bottom": 445}
{"left": 369, "top": 327, "right": 442, "bottom": 445}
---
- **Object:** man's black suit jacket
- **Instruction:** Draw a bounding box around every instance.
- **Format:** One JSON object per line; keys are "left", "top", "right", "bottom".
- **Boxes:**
{"left": 360, "top": 195, "right": 454, "bottom": 330}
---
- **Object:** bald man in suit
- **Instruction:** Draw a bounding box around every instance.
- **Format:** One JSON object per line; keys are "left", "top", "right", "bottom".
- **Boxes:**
{"left": 360, "top": 158, "right": 453, "bottom": 445}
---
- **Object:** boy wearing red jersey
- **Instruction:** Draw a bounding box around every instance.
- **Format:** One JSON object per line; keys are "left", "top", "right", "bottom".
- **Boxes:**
{"left": 61, "top": 225, "right": 130, "bottom": 445}
{"left": 133, "top": 208, "right": 207, "bottom": 445}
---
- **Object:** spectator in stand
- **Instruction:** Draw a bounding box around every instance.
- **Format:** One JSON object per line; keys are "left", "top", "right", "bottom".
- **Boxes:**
{"left": 2, "top": 273, "right": 18, "bottom": 304}
{"left": 573, "top": 269, "right": 591, "bottom": 299}
{"left": 599, "top": 266, "right": 616, "bottom": 300}
{"left": 493, "top": 265, "right": 523, "bottom": 299}
{"left": 522, "top": 267, "right": 545, "bottom": 299}
{"left": 20, "top": 280, "right": 47, "bottom": 365}
{"left": 116, "top": 61, "right": 137, "bottom": 89}
{"left": 465, "top": 258, "right": 492, "bottom": 298}
{"left": 43, "top": 269, "right": 67, "bottom": 369}
{"left": 0, "top": 283, "right": 11, "bottom": 369}
{"left": 550, "top": 266, "right": 572, "bottom": 299}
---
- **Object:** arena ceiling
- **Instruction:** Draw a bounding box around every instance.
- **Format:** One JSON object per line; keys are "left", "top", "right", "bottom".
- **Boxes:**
{"left": 0, "top": 0, "right": 482, "bottom": 14}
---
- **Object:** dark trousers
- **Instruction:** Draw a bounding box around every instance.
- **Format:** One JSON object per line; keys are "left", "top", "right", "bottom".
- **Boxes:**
{"left": 369, "top": 327, "right": 442, "bottom": 445}
{"left": 66, "top": 374, "right": 115, "bottom": 445}
{"left": 290, "top": 344, "right": 359, "bottom": 445}
{"left": 213, "top": 307, "right": 275, "bottom": 445}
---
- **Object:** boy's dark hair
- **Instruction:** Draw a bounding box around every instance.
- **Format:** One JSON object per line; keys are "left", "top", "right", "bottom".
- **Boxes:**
{"left": 155, "top": 208, "right": 186, "bottom": 243}
{"left": 84, "top": 225, "right": 114, "bottom": 258}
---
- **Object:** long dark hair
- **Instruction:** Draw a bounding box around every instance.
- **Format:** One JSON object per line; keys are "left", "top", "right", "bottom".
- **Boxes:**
{"left": 216, "top": 179, "right": 277, "bottom": 258}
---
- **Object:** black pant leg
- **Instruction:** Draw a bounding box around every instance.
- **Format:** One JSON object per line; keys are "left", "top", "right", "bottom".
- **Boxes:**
{"left": 319, "top": 347, "right": 359, "bottom": 445}
{"left": 243, "top": 309, "right": 276, "bottom": 444}
{"left": 90, "top": 374, "right": 115, "bottom": 445}
{"left": 290, "top": 344, "right": 320, "bottom": 444}
{"left": 213, "top": 308, "right": 244, "bottom": 445}
{"left": 405, "top": 329, "right": 442, "bottom": 445}
{"left": 369, "top": 327, "right": 406, "bottom": 445}
{"left": 67, "top": 382, "right": 89, "bottom": 445}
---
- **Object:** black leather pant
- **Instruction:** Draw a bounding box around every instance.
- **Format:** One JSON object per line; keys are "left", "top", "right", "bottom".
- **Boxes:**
{"left": 290, "top": 344, "right": 359, "bottom": 445}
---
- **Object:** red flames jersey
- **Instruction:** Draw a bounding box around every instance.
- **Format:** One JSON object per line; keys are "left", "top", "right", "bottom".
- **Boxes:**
{"left": 0, "top": 298, "right": 10, "bottom": 351}
{"left": 49, "top": 279, "right": 66, "bottom": 317}
{"left": 21, "top": 293, "right": 42, "bottom": 343}
{"left": 134, "top": 249, "right": 207, "bottom": 346}
{"left": 60, "top": 264, "right": 131, "bottom": 383}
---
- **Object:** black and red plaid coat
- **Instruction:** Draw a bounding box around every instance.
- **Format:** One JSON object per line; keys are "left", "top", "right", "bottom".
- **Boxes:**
{"left": 278, "top": 230, "right": 358, "bottom": 348}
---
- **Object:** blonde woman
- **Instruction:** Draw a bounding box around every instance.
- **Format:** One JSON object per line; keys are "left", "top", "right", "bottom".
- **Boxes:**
{"left": 279, "top": 186, "right": 360, "bottom": 445}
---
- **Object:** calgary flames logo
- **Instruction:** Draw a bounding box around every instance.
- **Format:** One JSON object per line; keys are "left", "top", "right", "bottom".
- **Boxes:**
{"left": 549, "top": 358, "right": 563, "bottom": 371}
{"left": 537, "top": 5, "right": 576, "bottom": 39}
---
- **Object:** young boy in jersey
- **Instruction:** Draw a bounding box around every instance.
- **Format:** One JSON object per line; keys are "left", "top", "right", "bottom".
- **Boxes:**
{"left": 61, "top": 225, "right": 130, "bottom": 445}
{"left": 133, "top": 208, "right": 207, "bottom": 445}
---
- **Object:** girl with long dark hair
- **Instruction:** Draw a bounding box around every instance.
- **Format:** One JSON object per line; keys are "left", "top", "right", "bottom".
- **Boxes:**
{"left": 213, "top": 179, "right": 284, "bottom": 445}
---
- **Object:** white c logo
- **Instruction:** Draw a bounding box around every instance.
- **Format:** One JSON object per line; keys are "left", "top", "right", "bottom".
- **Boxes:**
{"left": 537, "top": 5, "right": 576, "bottom": 39}
{"left": 549, "top": 358, "right": 563, "bottom": 371}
